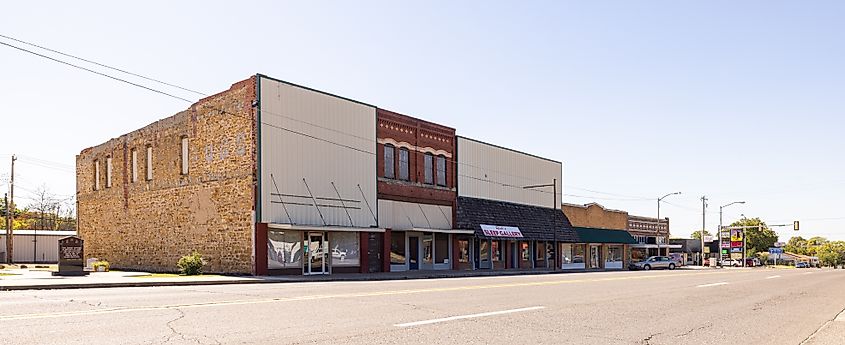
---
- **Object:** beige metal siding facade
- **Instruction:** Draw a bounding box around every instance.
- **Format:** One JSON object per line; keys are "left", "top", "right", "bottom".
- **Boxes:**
{"left": 377, "top": 199, "right": 453, "bottom": 230}
{"left": 457, "top": 137, "right": 562, "bottom": 209}
{"left": 259, "top": 78, "right": 378, "bottom": 227}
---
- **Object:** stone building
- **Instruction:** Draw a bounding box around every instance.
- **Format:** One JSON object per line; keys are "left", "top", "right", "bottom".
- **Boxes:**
{"left": 78, "top": 74, "right": 646, "bottom": 275}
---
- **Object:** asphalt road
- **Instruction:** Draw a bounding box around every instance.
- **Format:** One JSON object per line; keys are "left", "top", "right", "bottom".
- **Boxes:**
{"left": 1, "top": 268, "right": 844, "bottom": 345}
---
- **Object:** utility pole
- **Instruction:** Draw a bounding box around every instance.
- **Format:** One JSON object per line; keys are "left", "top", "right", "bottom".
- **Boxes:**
{"left": 4, "top": 192, "right": 8, "bottom": 263}
{"left": 7, "top": 155, "right": 15, "bottom": 264}
{"left": 700, "top": 196, "right": 708, "bottom": 266}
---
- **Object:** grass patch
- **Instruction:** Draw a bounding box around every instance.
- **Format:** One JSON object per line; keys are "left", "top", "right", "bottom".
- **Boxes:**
{"left": 0, "top": 273, "right": 19, "bottom": 276}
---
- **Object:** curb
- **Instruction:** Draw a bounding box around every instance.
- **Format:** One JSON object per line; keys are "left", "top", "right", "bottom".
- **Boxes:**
{"left": 0, "top": 267, "right": 688, "bottom": 291}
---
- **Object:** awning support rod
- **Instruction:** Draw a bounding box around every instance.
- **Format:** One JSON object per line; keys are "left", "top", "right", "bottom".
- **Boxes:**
{"left": 331, "top": 182, "right": 354, "bottom": 227}
{"left": 302, "top": 178, "right": 327, "bottom": 226}
{"left": 357, "top": 184, "right": 377, "bottom": 224}
{"left": 270, "top": 173, "right": 293, "bottom": 224}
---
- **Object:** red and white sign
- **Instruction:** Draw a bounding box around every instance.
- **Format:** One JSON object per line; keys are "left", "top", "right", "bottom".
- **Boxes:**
{"left": 480, "top": 224, "right": 524, "bottom": 238}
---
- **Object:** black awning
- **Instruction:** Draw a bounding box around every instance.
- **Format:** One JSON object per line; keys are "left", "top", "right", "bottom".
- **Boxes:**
{"left": 455, "top": 196, "right": 577, "bottom": 242}
{"left": 573, "top": 227, "right": 637, "bottom": 244}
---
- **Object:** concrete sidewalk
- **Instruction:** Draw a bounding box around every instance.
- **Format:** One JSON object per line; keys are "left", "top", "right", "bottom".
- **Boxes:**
{"left": 1, "top": 266, "right": 706, "bottom": 291}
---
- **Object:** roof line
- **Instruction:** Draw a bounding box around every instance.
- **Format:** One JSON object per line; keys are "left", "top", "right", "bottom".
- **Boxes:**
{"left": 256, "top": 74, "right": 376, "bottom": 108}
{"left": 456, "top": 135, "right": 562, "bottom": 165}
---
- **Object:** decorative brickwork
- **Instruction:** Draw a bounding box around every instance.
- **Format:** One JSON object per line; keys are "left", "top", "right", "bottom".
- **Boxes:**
{"left": 77, "top": 77, "right": 257, "bottom": 274}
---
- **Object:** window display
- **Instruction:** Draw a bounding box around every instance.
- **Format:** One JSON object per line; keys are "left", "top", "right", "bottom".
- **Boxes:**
{"left": 331, "top": 232, "right": 360, "bottom": 267}
{"left": 268, "top": 230, "right": 302, "bottom": 269}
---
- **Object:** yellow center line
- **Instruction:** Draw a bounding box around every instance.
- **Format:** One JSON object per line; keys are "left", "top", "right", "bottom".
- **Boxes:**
{"left": 0, "top": 270, "right": 743, "bottom": 321}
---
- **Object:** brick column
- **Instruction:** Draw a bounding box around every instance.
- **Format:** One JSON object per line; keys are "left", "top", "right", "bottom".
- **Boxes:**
{"left": 254, "top": 223, "right": 268, "bottom": 276}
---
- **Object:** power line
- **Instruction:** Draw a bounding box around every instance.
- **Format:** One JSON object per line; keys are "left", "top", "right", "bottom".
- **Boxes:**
{"left": 0, "top": 40, "right": 194, "bottom": 103}
{"left": 0, "top": 33, "right": 207, "bottom": 96}
{"left": 0, "top": 34, "right": 629, "bottom": 198}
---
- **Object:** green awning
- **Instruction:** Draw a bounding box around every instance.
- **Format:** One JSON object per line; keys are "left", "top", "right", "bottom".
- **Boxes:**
{"left": 574, "top": 227, "right": 636, "bottom": 244}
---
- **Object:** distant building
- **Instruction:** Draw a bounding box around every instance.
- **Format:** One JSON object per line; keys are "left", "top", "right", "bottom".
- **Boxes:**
{"left": 561, "top": 203, "right": 637, "bottom": 270}
{"left": 628, "top": 215, "right": 679, "bottom": 261}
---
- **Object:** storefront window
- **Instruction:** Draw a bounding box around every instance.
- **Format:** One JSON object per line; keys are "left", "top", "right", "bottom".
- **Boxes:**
{"left": 546, "top": 242, "right": 554, "bottom": 261}
{"left": 536, "top": 241, "right": 546, "bottom": 261}
{"left": 561, "top": 244, "right": 573, "bottom": 264}
{"left": 492, "top": 241, "right": 501, "bottom": 262}
{"left": 608, "top": 246, "right": 623, "bottom": 262}
{"left": 391, "top": 231, "right": 406, "bottom": 265}
{"left": 435, "top": 233, "right": 449, "bottom": 264}
{"left": 479, "top": 240, "right": 489, "bottom": 262}
{"left": 458, "top": 238, "right": 469, "bottom": 263}
{"left": 521, "top": 242, "right": 530, "bottom": 261}
{"left": 268, "top": 230, "right": 303, "bottom": 269}
{"left": 423, "top": 233, "right": 433, "bottom": 263}
{"left": 572, "top": 244, "right": 585, "bottom": 264}
{"left": 331, "top": 232, "right": 360, "bottom": 267}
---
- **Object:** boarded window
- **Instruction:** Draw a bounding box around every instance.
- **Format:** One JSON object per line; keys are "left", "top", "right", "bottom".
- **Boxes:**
{"left": 145, "top": 146, "right": 153, "bottom": 180}
{"left": 384, "top": 145, "right": 395, "bottom": 178}
{"left": 131, "top": 149, "right": 138, "bottom": 183}
{"left": 181, "top": 136, "right": 189, "bottom": 175}
{"left": 93, "top": 160, "right": 100, "bottom": 191}
{"left": 105, "top": 156, "right": 112, "bottom": 188}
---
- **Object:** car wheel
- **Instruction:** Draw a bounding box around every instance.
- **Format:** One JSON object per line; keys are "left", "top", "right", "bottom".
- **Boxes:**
{"left": 644, "top": 264, "right": 651, "bottom": 271}
{"left": 669, "top": 263, "right": 676, "bottom": 270}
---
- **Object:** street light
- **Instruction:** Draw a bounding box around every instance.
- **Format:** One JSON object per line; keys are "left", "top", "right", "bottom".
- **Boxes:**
{"left": 524, "top": 178, "right": 557, "bottom": 270}
{"left": 719, "top": 201, "right": 746, "bottom": 267}
{"left": 657, "top": 192, "right": 681, "bottom": 258}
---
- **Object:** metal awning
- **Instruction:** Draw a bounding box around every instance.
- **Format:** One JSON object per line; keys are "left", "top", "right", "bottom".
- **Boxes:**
{"left": 267, "top": 223, "right": 385, "bottom": 233}
{"left": 631, "top": 244, "right": 683, "bottom": 249}
{"left": 409, "top": 228, "right": 475, "bottom": 235}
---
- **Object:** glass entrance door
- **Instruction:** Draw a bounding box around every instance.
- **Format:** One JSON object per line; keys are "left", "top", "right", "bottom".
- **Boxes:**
{"left": 307, "top": 232, "right": 327, "bottom": 275}
{"left": 590, "top": 245, "right": 601, "bottom": 269}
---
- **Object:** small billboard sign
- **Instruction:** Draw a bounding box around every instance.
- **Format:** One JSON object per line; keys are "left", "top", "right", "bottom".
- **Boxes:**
{"left": 730, "top": 247, "right": 743, "bottom": 253}
{"left": 730, "top": 241, "right": 743, "bottom": 248}
{"left": 703, "top": 235, "right": 714, "bottom": 243}
{"left": 730, "top": 230, "right": 744, "bottom": 242}
{"left": 769, "top": 247, "right": 784, "bottom": 254}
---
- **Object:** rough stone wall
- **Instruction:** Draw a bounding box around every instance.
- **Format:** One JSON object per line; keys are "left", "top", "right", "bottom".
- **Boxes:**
{"left": 562, "top": 203, "right": 628, "bottom": 230}
{"left": 76, "top": 77, "right": 257, "bottom": 274}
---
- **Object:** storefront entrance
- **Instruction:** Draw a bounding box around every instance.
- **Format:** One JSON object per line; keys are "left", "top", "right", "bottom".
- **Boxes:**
{"left": 589, "top": 245, "right": 601, "bottom": 269}
{"left": 307, "top": 232, "right": 328, "bottom": 275}
{"left": 408, "top": 236, "right": 420, "bottom": 270}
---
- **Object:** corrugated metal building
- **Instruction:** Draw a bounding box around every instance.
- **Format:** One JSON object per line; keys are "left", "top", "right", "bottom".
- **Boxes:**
{"left": 0, "top": 230, "right": 77, "bottom": 263}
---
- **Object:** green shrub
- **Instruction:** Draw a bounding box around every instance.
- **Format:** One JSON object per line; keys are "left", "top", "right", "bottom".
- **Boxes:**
{"left": 92, "top": 261, "right": 110, "bottom": 272}
{"left": 177, "top": 252, "right": 205, "bottom": 276}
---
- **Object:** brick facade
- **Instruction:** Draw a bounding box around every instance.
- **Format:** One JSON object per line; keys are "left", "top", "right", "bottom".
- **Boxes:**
{"left": 562, "top": 203, "right": 628, "bottom": 230}
{"left": 376, "top": 108, "right": 456, "bottom": 206}
{"left": 76, "top": 77, "right": 257, "bottom": 274}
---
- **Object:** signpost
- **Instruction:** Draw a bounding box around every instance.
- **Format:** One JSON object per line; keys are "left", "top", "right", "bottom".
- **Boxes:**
{"left": 52, "top": 236, "right": 89, "bottom": 276}
{"left": 769, "top": 247, "right": 784, "bottom": 265}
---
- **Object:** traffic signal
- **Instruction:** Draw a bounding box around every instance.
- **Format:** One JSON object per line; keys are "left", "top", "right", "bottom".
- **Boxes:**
{"left": 794, "top": 221, "right": 799, "bottom": 231}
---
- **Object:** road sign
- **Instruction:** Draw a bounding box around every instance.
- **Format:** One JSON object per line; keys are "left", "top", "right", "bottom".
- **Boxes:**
{"left": 703, "top": 235, "right": 714, "bottom": 243}
{"left": 774, "top": 242, "right": 785, "bottom": 248}
{"left": 769, "top": 247, "right": 784, "bottom": 254}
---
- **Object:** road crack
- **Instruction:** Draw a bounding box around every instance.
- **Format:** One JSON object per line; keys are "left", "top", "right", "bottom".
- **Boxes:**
{"left": 676, "top": 323, "right": 712, "bottom": 338}
{"left": 641, "top": 332, "right": 661, "bottom": 345}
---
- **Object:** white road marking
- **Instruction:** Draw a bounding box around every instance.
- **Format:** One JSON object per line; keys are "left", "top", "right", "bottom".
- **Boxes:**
{"left": 766, "top": 275, "right": 781, "bottom": 279}
{"left": 394, "top": 306, "right": 545, "bottom": 327}
{"left": 697, "top": 282, "right": 728, "bottom": 288}
{"left": 803, "top": 272, "right": 814, "bottom": 275}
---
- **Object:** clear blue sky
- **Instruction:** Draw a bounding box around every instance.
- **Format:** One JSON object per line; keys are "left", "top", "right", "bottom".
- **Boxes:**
{"left": 1, "top": 1, "right": 843, "bottom": 241}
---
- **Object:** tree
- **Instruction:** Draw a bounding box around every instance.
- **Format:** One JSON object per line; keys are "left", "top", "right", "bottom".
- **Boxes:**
{"left": 729, "top": 217, "right": 778, "bottom": 256}
{"left": 691, "top": 230, "right": 712, "bottom": 240}
{"left": 785, "top": 236, "right": 808, "bottom": 255}
{"left": 816, "top": 242, "right": 845, "bottom": 267}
